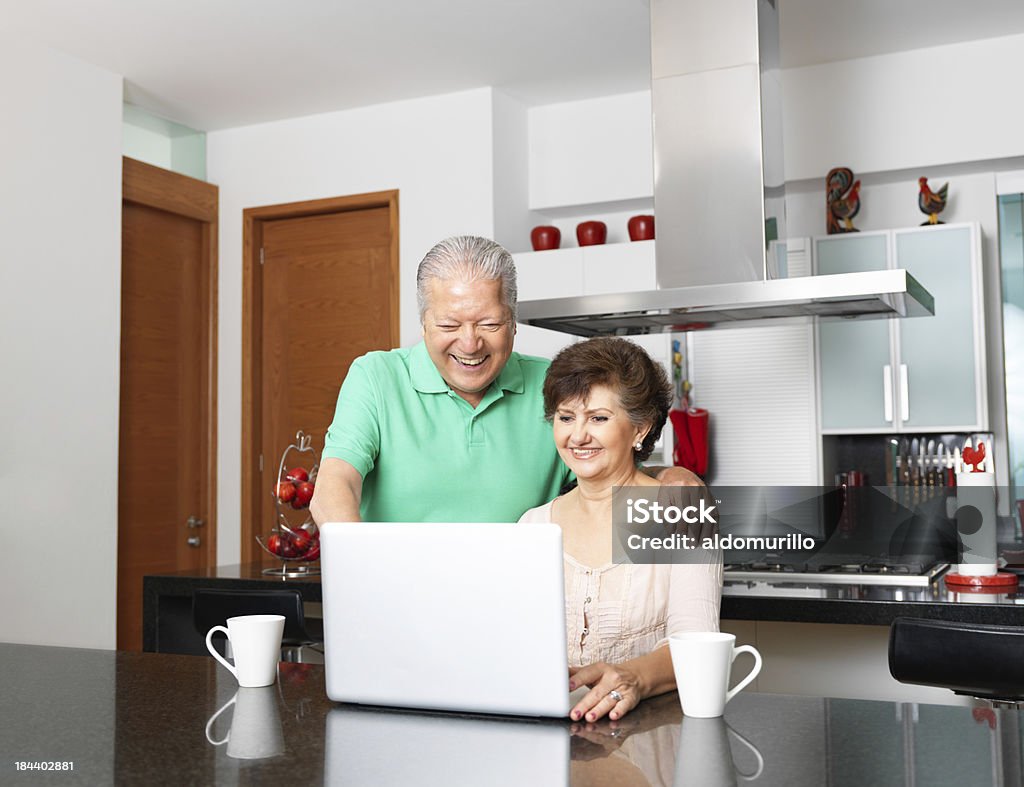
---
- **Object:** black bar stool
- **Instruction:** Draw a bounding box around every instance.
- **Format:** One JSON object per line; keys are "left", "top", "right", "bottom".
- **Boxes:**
{"left": 888, "top": 617, "right": 1024, "bottom": 707}
{"left": 192, "top": 589, "right": 324, "bottom": 663}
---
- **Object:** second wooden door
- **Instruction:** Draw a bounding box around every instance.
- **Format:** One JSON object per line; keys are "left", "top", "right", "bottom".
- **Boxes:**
{"left": 246, "top": 195, "right": 399, "bottom": 566}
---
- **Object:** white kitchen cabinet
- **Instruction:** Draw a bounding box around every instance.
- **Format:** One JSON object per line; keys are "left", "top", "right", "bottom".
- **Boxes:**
{"left": 513, "top": 241, "right": 672, "bottom": 465}
{"left": 815, "top": 223, "right": 987, "bottom": 434}
{"left": 513, "top": 247, "right": 583, "bottom": 361}
{"left": 513, "top": 241, "right": 660, "bottom": 360}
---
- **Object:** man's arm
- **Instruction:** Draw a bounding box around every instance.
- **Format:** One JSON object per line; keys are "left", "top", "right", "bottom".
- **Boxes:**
{"left": 310, "top": 457, "right": 364, "bottom": 524}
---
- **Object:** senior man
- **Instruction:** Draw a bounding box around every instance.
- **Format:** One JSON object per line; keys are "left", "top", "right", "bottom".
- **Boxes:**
{"left": 310, "top": 235, "right": 697, "bottom": 525}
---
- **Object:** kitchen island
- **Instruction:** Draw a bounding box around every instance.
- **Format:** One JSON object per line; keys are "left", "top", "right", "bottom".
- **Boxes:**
{"left": 144, "top": 563, "right": 1024, "bottom": 706}
{"left": 143, "top": 563, "right": 1024, "bottom": 654}
{"left": 3, "top": 642, "right": 1021, "bottom": 786}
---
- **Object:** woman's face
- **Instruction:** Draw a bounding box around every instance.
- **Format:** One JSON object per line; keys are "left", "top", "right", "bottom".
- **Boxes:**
{"left": 552, "top": 384, "right": 647, "bottom": 482}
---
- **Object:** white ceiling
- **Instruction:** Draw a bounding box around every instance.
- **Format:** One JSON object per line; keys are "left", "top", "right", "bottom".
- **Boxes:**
{"left": 4, "top": 0, "right": 1024, "bottom": 131}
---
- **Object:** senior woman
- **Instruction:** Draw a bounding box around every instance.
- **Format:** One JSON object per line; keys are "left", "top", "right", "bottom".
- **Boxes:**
{"left": 519, "top": 337, "right": 722, "bottom": 723}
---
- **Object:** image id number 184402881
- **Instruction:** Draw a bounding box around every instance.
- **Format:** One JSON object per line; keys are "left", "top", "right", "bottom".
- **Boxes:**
{"left": 15, "top": 762, "right": 74, "bottom": 771}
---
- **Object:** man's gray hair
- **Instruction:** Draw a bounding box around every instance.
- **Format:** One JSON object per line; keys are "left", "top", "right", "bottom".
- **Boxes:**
{"left": 416, "top": 236, "right": 518, "bottom": 323}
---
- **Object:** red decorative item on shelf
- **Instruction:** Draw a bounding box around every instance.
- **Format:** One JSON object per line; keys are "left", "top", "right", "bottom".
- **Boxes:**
{"left": 576, "top": 221, "right": 607, "bottom": 247}
{"left": 627, "top": 215, "right": 655, "bottom": 241}
{"left": 530, "top": 225, "right": 561, "bottom": 251}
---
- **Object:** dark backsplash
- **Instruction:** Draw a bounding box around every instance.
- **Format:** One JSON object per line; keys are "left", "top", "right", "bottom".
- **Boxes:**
{"left": 822, "top": 433, "right": 991, "bottom": 487}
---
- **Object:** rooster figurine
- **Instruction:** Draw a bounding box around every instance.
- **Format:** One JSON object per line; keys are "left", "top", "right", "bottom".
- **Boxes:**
{"left": 918, "top": 177, "right": 948, "bottom": 225}
{"left": 826, "top": 167, "right": 861, "bottom": 234}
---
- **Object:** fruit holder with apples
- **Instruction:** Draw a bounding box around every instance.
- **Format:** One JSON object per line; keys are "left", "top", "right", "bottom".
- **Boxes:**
{"left": 256, "top": 430, "right": 322, "bottom": 577}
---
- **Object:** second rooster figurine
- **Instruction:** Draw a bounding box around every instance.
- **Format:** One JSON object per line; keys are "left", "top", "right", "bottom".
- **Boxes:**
{"left": 918, "top": 177, "right": 948, "bottom": 225}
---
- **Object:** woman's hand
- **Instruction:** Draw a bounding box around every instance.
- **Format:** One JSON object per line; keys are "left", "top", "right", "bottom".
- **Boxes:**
{"left": 568, "top": 661, "right": 647, "bottom": 722}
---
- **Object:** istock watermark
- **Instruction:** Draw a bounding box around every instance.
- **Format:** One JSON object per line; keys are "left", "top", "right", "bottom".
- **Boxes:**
{"left": 611, "top": 484, "right": 980, "bottom": 566}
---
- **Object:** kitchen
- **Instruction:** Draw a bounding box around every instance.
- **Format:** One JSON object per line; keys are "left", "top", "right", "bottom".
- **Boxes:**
{"left": 3, "top": 0, "right": 1024, "bottom": 782}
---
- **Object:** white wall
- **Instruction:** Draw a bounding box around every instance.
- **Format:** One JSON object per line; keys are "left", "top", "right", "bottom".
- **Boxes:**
{"left": 207, "top": 88, "right": 497, "bottom": 565}
{"left": 528, "top": 91, "right": 653, "bottom": 210}
{"left": 0, "top": 38, "right": 123, "bottom": 648}
{"left": 782, "top": 33, "right": 1024, "bottom": 181}
{"left": 491, "top": 90, "right": 533, "bottom": 255}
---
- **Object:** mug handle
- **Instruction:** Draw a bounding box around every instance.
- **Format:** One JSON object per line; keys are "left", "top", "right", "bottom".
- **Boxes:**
{"left": 204, "top": 693, "right": 237, "bottom": 745}
{"left": 205, "top": 625, "right": 237, "bottom": 680}
{"left": 726, "top": 724, "right": 765, "bottom": 780}
{"left": 725, "top": 645, "right": 762, "bottom": 704}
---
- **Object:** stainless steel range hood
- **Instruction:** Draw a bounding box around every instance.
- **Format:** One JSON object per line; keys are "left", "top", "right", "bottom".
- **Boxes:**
{"left": 518, "top": 0, "right": 934, "bottom": 335}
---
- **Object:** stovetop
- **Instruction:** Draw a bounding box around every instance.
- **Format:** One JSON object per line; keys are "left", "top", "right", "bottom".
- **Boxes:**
{"left": 723, "top": 554, "right": 950, "bottom": 586}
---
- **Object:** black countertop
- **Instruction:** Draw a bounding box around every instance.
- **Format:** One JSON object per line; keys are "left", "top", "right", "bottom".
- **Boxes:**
{"left": 3, "top": 642, "right": 1022, "bottom": 786}
{"left": 721, "top": 572, "right": 1024, "bottom": 626}
{"left": 145, "top": 563, "right": 1024, "bottom": 644}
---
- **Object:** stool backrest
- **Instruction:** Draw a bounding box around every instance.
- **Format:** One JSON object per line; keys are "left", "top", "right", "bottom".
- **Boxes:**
{"left": 889, "top": 617, "right": 1024, "bottom": 701}
{"left": 192, "top": 589, "right": 313, "bottom": 646}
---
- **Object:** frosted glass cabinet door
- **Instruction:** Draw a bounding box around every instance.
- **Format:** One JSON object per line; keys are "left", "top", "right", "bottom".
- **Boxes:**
{"left": 816, "top": 233, "right": 895, "bottom": 431}
{"left": 895, "top": 225, "right": 981, "bottom": 429}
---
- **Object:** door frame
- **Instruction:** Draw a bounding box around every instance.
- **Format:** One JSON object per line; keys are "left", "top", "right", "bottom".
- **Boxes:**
{"left": 240, "top": 190, "right": 400, "bottom": 562}
{"left": 120, "top": 156, "right": 219, "bottom": 571}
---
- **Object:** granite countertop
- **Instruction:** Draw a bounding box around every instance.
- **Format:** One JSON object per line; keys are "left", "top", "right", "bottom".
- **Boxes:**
{"left": 3, "top": 643, "right": 1022, "bottom": 786}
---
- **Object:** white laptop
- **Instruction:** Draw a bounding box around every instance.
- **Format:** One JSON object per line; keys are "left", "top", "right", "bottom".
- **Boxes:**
{"left": 319, "top": 521, "right": 572, "bottom": 717}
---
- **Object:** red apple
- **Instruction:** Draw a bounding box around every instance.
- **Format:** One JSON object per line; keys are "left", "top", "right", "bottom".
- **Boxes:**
{"left": 275, "top": 481, "right": 296, "bottom": 503}
{"left": 290, "top": 531, "right": 311, "bottom": 553}
{"left": 303, "top": 543, "right": 320, "bottom": 562}
{"left": 279, "top": 538, "right": 298, "bottom": 558}
{"left": 285, "top": 467, "right": 310, "bottom": 484}
{"left": 294, "top": 481, "right": 315, "bottom": 508}
{"left": 267, "top": 534, "right": 283, "bottom": 556}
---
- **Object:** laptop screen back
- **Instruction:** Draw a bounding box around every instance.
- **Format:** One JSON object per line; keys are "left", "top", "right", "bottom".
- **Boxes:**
{"left": 320, "top": 521, "right": 570, "bottom": 717}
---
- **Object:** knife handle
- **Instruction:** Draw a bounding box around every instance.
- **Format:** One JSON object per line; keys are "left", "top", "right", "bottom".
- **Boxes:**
{"left": 883, "top": 365, "right": 894, "bottom": 422}
{"left": 899, "top": 364, "right": 910, "bottom": 422}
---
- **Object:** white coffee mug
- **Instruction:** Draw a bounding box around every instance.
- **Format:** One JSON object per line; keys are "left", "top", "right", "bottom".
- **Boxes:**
{"left": 205, "top": 687, "right": 285, "bottom": 760}
{"left": 669, "top": 632, "right": 762, "bottom": 718}
{"left": 205, "top": 614, "right": 285, "bottom": 688}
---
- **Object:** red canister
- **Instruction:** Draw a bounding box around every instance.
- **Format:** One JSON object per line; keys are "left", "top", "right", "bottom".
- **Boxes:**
{"left": 530, "top": 225, "right": 561, "bottom": 251}
{"left": 576, "top": 221, "right": 607, "bottom": 247}
{"left": 627, "top": 215, "right": 655, "bottom": 241}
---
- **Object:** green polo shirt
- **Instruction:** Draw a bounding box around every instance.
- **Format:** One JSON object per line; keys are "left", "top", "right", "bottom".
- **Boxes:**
{"left": 323, "top": 342, "right": 571, "bottom": 522}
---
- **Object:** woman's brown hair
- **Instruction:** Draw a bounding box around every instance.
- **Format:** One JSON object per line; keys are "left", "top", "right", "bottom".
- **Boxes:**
{"left": 543, "top": 337, "right": 673, "bottom": 462}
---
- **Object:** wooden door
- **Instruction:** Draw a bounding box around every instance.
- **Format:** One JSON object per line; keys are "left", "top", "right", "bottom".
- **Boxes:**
{"left": 119, "top": 158, "right": 218, "bottom": 650}
{"left": 242, "top": 193, "right": 399, "bottom": 566}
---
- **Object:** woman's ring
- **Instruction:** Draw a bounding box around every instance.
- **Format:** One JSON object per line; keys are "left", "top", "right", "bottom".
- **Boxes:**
{"left": 609, "top": 690, "right": 624, "bottom": 702}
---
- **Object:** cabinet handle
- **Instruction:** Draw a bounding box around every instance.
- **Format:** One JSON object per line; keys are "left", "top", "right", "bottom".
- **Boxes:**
{"left": 883, "top": 365, "right": 893, "bottom": 422}
{"left": 900, "top": 364, "right": 909, "bottom": 422}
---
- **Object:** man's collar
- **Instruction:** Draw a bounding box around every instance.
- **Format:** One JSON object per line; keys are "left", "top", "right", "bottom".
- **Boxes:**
{"left": 409, "top": 342, "right": 524, "bottom": 396}
{"left": 492, "top": 351, "right": 524, "bottom": 394}
{"left": 409, "top": 342, "right": 449, "bottom": 393}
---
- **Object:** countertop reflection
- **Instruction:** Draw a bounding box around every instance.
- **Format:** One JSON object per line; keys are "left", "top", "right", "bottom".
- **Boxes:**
{"left": 3, "top": 643, "right": 1020, "bottom": 786}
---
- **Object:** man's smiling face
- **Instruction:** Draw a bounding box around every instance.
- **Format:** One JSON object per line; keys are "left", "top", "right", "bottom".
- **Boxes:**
{"left": 422, "top": 277, "right": 515, "bottom": 408}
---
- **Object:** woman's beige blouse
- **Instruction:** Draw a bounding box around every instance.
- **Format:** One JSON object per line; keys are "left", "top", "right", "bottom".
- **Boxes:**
{"left": 519, "top": 500, "right": 723, "bottom": 668}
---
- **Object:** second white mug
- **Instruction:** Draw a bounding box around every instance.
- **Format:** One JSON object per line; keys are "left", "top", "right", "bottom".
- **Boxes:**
{"left": 669, "top": 632, "right": 762, "bottom": 718}
{"left": 205, "top": 614, "right": 285, "bottom": 688}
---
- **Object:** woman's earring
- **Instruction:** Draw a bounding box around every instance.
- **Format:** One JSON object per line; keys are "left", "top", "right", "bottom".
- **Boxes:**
{"left": 634, "top": 441, "right": 643, "bottom": 451}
